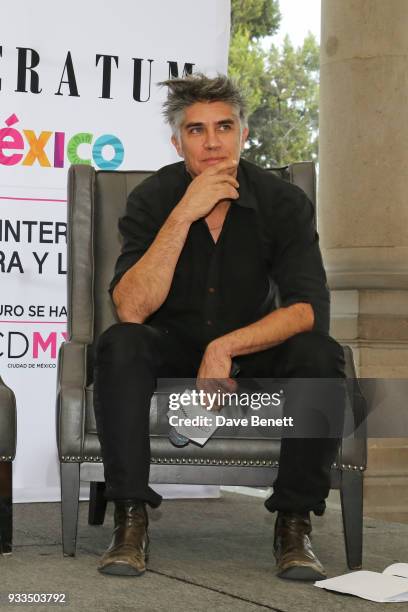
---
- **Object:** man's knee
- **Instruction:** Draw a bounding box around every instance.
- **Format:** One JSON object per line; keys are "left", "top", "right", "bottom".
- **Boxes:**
{"left": 96, "top": 322, "right": 159, "bottom": 367}
{"left": 284, "top": 331, "right": 345, "bottom": 377}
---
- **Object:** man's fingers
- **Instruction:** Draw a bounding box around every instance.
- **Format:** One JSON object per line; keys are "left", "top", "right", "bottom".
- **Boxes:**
{"left": 216, "top": 377, "right": 237, "bottom": 394}
{"left": 206, "top": 158, "right": 238, "bottom": 176}
{"left": 214, "top": 185, "right": 239, "bottom": 200}
{"left": 214, "top": 174, "right": 239, "bottom": 188}
{"left": 225, "top": 377, "right": 238, "bottom": 392}
{"left": 196, "top": 378, "right": 236, "bottom": 406}
{"left": 226, "top": 187, "right": 239, "bottom": 200}
{"left": 207, "top": 377, "right": 236, "bottom": 396}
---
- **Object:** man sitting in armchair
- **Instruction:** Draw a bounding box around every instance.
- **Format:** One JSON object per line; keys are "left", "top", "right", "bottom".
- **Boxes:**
{"left": 94, "top": 73, "right": 345, "bottom": 579}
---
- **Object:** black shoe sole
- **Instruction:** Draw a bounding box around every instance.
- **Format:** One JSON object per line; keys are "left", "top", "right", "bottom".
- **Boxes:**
{"left": 277, "top": 565, "right": 326, "bottom": 581}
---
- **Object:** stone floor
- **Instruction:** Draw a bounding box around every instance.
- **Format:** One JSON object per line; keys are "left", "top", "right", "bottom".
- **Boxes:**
{"left": 1, "top": 491, "right": 407, "bottom": 611}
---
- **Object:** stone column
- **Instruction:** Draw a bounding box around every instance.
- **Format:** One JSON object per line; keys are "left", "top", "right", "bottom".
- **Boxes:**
{"left": 319, "top": 0, "right": 408, "bottom": 522}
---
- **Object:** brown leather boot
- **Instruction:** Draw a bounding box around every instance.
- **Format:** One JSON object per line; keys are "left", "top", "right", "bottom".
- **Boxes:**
{"left": 98, "top": 500, "right": 149, "bottom": 576}
{"left": 274, "top": 511, "right": 327, "bottom": 580}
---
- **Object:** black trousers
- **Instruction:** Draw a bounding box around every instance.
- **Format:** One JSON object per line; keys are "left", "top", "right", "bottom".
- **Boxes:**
{"left": 94, "top": 323, "right": 345, "bottom": 515}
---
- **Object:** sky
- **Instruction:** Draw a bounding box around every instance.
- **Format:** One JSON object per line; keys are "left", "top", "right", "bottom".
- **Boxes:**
{"left": 272, "top": 0, "right": 321, "bottom": 47}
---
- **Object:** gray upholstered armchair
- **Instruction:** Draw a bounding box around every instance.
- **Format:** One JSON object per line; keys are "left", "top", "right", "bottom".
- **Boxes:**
{"left": 0, "top": 376, "right": 17, "bottom": 554}
{"left": 57, "top": 162, "right": 367, "bottom": 568}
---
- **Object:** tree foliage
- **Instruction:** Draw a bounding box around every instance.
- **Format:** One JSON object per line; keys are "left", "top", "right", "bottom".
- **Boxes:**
{"left": 231, "top": 0, "right": 281, "bottom": 38}
{"left": 228, "top": 28, "right": 265, "bottom": 115}
{"left": 229, "top": 0, "right": 320, "bottom": 167}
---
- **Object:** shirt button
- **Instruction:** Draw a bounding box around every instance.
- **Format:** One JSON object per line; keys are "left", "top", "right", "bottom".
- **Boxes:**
{"left": 206, "top": 320, "right": 213, "bottom": 326}
{"left": 208, "top": 287, "right": 215, "bottom": 293}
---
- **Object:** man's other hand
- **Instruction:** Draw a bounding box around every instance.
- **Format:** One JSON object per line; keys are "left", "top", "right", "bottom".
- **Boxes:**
{"left": 175, "top": 159, "right": 239, "bottom": 223}
{"left": 196, "top": 341, "right": 237, "bottom": 408}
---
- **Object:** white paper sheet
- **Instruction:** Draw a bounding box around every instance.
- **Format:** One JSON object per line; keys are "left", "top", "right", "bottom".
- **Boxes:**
{"left": 315, "top": 565, "right": 408, "bottom": 603}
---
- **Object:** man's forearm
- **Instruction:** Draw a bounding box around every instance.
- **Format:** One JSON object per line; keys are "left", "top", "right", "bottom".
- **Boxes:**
{"left": 113, "top": 208, "right": 191, "bottom": 322}
{"left": 210, "top": 303, "right": 314, "bottom": 358}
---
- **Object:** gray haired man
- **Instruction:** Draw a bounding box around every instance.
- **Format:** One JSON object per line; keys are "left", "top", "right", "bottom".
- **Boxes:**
{"left": 94, "top": 74, "right": 345, "bottom": 579}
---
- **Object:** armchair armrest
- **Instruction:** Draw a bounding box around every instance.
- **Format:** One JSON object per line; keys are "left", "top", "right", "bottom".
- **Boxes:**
{"left": 339, "top": 346, "right": 367, "bottom": 470}
{"left": 56, "top": 341, "right": 89, "bottom": 460}
{"left": 0, "top": 376, "right": 17, "bottom": 460}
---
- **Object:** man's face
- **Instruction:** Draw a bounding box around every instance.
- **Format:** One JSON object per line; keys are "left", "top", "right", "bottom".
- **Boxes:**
{"left": 171, "top": 101, "right": 249, "bottom": 177}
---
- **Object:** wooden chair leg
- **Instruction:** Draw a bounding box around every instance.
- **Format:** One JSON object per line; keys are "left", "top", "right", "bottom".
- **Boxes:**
{"left": 60, "top": 463, "right": 80, "bottom": 557}
{"left": 88, "top": 482, "right": 107, "bottom": 525}
{"left": 0, "top": 462, "right": 12, "bottom": 555}
{"left": 340, "top": 469, "right": 364, "bottom": 569}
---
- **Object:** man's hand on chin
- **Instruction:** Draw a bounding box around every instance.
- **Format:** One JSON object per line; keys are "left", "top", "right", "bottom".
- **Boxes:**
{"left": 196, "top": 340, "right": 237, "bottom": 408}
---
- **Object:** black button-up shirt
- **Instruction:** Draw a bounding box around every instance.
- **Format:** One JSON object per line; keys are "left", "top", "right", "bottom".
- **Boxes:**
{"left": 110, "top": 159, "right": 330, "bottom": 350}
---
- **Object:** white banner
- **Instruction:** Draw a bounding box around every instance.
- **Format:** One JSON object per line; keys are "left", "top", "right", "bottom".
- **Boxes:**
{"left": 0, "top": 0, "right": 231, "bottom": 501}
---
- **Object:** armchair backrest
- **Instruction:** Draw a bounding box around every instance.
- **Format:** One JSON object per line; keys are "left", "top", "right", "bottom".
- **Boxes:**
{"left": 67, "top": 161, "right": 316, "bottom": 347}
